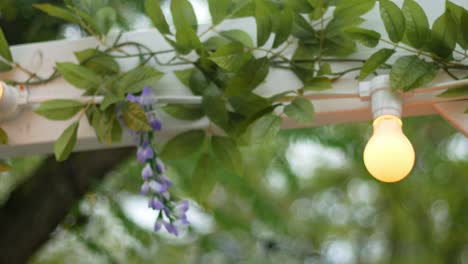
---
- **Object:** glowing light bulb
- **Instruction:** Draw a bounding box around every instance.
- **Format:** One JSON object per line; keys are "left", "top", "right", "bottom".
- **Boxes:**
{"left": 363, "top": 115, "right": 415, "bottom": 183}
{"left": 0, "top": 82, "right": 5, "bottom": 102}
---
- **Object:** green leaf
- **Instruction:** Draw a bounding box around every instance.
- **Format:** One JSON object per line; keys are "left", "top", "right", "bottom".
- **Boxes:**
{"left": 0, "top": 127, "right": 8, "bottom": 145}
{"left": 208, "top": 0, "right": 231, "bottom": 25}
{"left": 273, "top": 7, "right": 293, "bottom": 48}
{"left": 229, "top": 93, "right": 271, "bottom": 116}
{"left": 0, "top": 61, "right": 11, "bottom": 72}
{"left": 117, "top": 66, "right": 164, "bottom": 95}
{"left": 428, "top": 10, "right": 458, "bottom": 58}
{"left": 248, "top": 114, "right": 282, "bottom": 143}
{"left": 291, "top": 43, "right": 317, "bottom": 83}
{"left": 318, "top": 63, "right": 332, "bottom": 76}
{"left": 437, "top": 86, "right": 468, "bottom": 98}
{"left": 379, "top": 0, "right": 406, "bottom": 43}
{"left": 145, "top": 0, "right": 171, "bottom": 35}
{"left": 359, "top": 48, "right": 395, "bottom": 80}
{"left": 308, "top": 0, "right": 326, "bottom": 20}
{"left": 203, "top": 85, "right": 229, "bottom": 129}
{"left": 174, "top": 68, "right": 194, "bottom": 87}
{"left": 284, "top": 97, "right": 314, "bottom": 123}
{"left": 122, "top": 101, "right": 151, "bottom": 132}
{"left": 212, "top": 136, "right": 243, "bottom": 174}
{"left": 323, "top": 33, "right": 357, "bottom": 57}
{"left": 171, "top": 0, "right": 198, "bottom": 31}
{"left": 203, "top": 36, "right": 230, "bottom": 50}
{"left": 73, "top": 8, "right": 101, "bottom": 36}
{"left": 447, "top": 2, "right": 468, "bottom": 50}
{"left": 255, "top": 0, "right": 273, "bottom": 46}
{"left": 91, "top": 107, "right": 122, "bottom": 144}
{"left": 292, "top": 13, "right": 316, "bottom": 40}
{"left": 174, "top": 26, "right": 202, "bottom": 54}
{"left": 34, "top": 4, "right": 80, "bottom": 24}
{"left": 326, "top": 16, "right": 365, "bottom": 37}
{"left": 390, "top": 55, "right": 437, "bottom": 91}
{"left": 56, "top": 63, "right": 102, "bottom": 90}
{"left": 191, "top": 153, "right": 218, "bottom": 201}
{"left": 219, "top": 30, "right": 254, "bottom": 48}
{"left": 459, "top": 11, "right": 468, "bottom": 50}
{"left": 334, "top": 0, "right": 376, "bottom": 18}
{"left": 401, "top": 0, "right": 429, "bottom": 49}
{"left": 223, "top": 0, "right": 251, "bottom": 18}
{"left": 225, "top": 57, "right": 270, "bottom": 96}
{"left": 344, "top": 27, "right": 381, "bottom": 48}
{"left": 0, "top": 27, "right": 12, "bottom": 63}
{"left": 161, "top": 130, "right": 206, "bottom": 160}
{"left": 303, "top": 77, "right": 332, "bottom": 91}
{"left": 34, "top": 100, "right": 84, "bottom": 120}
{"left": 209, "top": 42, "right": 251, "bottom": 72}
{"left": 162, "top": 105, "right": 205, "bottom": 121}
{"left": 447, "top": 2, "right": 464, "bottom": 20}
{"left": 170, "top": 0, "right": 200, "bottom": 53}
{"left": 96, "top": 7, "right": 116, "bottom": 35}
{"left": 465, "top": 108, "right": 468, "bottom": 114}
{"left": 75, "top": 49, "right": 120, "bottom": 75}
{"left": 189, "top": 68, "right": 210, "bottom": 95}
{"left": 0, "top": 160, "right": 11, "bottom": 172}
{"left": 287, "top": 0, "right": 313, "bottom": 13}
{"left": 54, "top": 122, "right": 79, "bottom": 162}
{"left": 100, "top": 94, "right": 123, "bottom": 111}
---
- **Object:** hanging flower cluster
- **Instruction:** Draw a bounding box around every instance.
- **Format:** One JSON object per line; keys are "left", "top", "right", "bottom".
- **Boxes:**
{"left": 126, "top": 87, "right": 189, "bottom": 236}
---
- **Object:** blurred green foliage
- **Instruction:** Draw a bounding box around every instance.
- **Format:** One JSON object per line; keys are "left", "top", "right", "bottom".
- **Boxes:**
{"left": 0, "top": 0, "right": 144, "bottom": 44}
{"left": 4, "top": 115, "right": 465, "bottom": 264}
{"left": 0, "top": 0, "right": 467, "bottom": 263}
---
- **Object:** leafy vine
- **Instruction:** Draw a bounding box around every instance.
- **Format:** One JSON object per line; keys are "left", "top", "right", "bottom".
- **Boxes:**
{"left": 0, "top": 0, "right": 467, "bottom": 235}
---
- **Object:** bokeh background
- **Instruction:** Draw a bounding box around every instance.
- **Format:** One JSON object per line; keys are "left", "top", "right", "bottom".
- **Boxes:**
{"left": 1, "top": 0, "right": 467, "bottom": 263}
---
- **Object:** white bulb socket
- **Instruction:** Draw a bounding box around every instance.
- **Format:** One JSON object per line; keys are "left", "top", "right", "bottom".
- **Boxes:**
{"left": 363, "top": 75, "right": 402, "bottom": 118}
{"left": 0, "top": 82, "right": 22, "bottom": 121}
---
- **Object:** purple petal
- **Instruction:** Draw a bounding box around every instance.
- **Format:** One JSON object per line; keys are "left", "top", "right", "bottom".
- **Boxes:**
{"left": 174, "top": 203, "right": 189, "bottom": 217}
{"left": 140, "top": 182, "right": 150, "bottom": 195}
{"left": 159, "top": 182, "right": 169, "bottom": 193}
{"left": 148, "top": 197, "right": 156, "bottom": 209}
{"left": 160, "top": 176, "right": 173, "bottom": 187}
{"left": 126, "top": 94, "right": 138, "bottom": 102}
{"left": 148, "top": 197, "right": 165, "bottom": 210}
{"left": 175, "top": 200, "right": 189, "bottom": 212}
{"left": 137, "top": 146, "right": 154, "bottom": 163}
{"left": 148, "top": 180, "right": 165, "bottom": 193}
{"left": 141, "top": 164, "right": 153, "bottom": 180}
{"left": 163, "top": 222, "right": 179, "bottom": 236}
{"left": 143, "top": 146, "right": 154, "bottom": 160}
{"left": 163, "top": 206, "right": 171, "bottom": 216}
{"left": 136, "top": 147, "right": 146, "bottom": 163}
{"left": 140, "top": 87, "right": 154, "bottom": 105}
{"left": 155, "top": 200, "right": 165, "bottom": 210}
{"left": 154, "top": 219, "right": 163, "bottom": 232}
{"left": 141, "top": 86, "right": 153, "bottom": 97}
{"left": 175, "top": 217, "right": 190, "bottom": 227}
{"left": 179, "top": 214, "right": 188, "bottom": 221}
{"left": 156, "top": 159, "right": 166, "bottom": 173}
{"left": 150, "top": 119, "right": 162, "bottom": 131}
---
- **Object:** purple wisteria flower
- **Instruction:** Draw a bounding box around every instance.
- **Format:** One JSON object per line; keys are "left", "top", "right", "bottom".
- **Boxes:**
{"left": 125, "top": 87, "right": 189, "bottom": 236}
